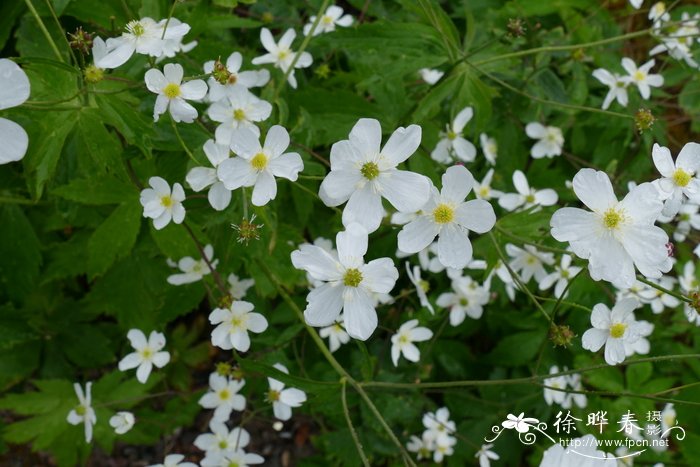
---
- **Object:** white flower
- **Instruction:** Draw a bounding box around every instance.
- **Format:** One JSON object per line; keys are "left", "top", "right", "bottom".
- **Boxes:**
{"left": 592, "top": 68, "right": 629, "bottom": 110}
{"left": 319, "top": 319, "right": 350, "bottom": 352}
{"left": 650, "top": 15, "right": 699, "bottom": 68}
{"left": 564, "top": 373, "right": 587, "bottom": 409}
{"left": 506, "top": 244, "right": 554, "bottom": 283}
{"left": 199, "top": 373, "right": 246, "bottom": 422}
{"left": 145, "top": 63, "right": 207, "bottom": 123}
{"left": 148, "top": 453, "right": 197, "bottom": 467}
{"left": 475, "top": 443, "right": 499, "bottom": 467}
{"left": 622, "top": 58, "right": 663, "bottom": 99}
{"left": 433, "top": 436, "right": 456, "bottom": 463}
{"left": 217, "top": 125, "right": 303, "bottom": 207}
{"left": 109, "top": 411, "right": 135, "bottom": 434}
{"left": 538, "top": 254, "right": 582, "bottom": 298}
{"left": 0, "top": 59, "right": 30, "bottom": 164}
{"left": 291, "top": 223, "right": 399, "bottom": 340}
{"left": 498, "top": 170, "right": 558, "bottom": 211}
{"left": 203, "top": 449, "right": 264, "bottom": 467}
{"left": 390, "top": 319, "right": 433, "bottom": 366}
{"left": 186, "top": 140, "right": 233, "bottom": 211}
{"left": 252, "top": 28, "right": 312, "bottom": 89}
{"left": 543, "top": 366, "right": 567, "bottom": 406}
{"left": 194, "top": 420, "right": 249, "bottom": 460}
{"left": 473, "top": 169, "right": 502, "bottom": 201}
{"left": 423, "top": 407, "right": 456, "bottom": 443}
{"left": 397, "top": 165, "right": 496, "bottom": 269}
{"left": 582, "top": 298, "right": 643, "bottom": 365}
{"left": 303, "top": 5, "right": 353, "bottom": 36}
{"left": 624, "top": 319, "right": 653, "bottom": 356}
{"left": 652, "top": 142, "right": 700, "bottom": 217}
{"left": 118, "top": 329, "right": 170, "bottom": 383}
{"left": 140, "top": 176, "right": 186, "bottom": 230}
{"left": 228, "top": 273, "right": 255, "bottom": 299}
{"left": 319, "top": 118, "right": 431, "bottom": 233}
{"left": 208, "top": 86, "right": 272, "bottom": 144}
{"left": 204, "top": 52, "right": 270, "bottom": 102}
{"left": 525, "top": 122, "right": 564, "bottom": 159}
{"left": 167, "top": 244, "right": 218, "bottom": 285}
{"left": 419, "top": 68, "right": 444, "bottom": 84}
{"left": 209, "top": 300, "right": 268, "bottom": 352}
{"left": 673, "top": 202, "right": 700, "bottom": 241}
{"left": 636, "top": 276, "right": 680, "bottom": 313}
{"left": 267, "top": 363, "right": 307, "bottom": 421}
{"left": 156, "top": 19, "right": 197, "bottom": 61}
{"left": 436, "top": 276, "right": 490, "bottom": 325}
{"left": 680, "top": 261, "right": 700, "bottom": 325}
{"left": 629, "top": 0, "right": 643, "bottom": 9}
{"left": 551, "top": 169, "right": 672, "bottom": 288}
{"left": 661, "top": 403, "right": 676, "bottom": 432}
{"left": 649, "top": 2, "right": 670, "bottom": 23}
{"left": 479, "top": 133, "right": 498, "bottom": 165}
{"left": 407, "top": 432, "right": 434, "bottom": 460}
{"left": 431, "top": 107, "right": 477, "bottom": 163}
{"left": 66, "top": 382, "right": 96, "bottom": 443}
{"left": 405, "top": 262, "right": 434, "bottom": 313}
{"left": 96, "top": 17, "right": 190, "bottom": 69}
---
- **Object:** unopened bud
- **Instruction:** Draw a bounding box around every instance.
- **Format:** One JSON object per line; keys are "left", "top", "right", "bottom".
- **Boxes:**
{"left": 83, "top": 65, "right": 104, "bottom": 83}
{"left": 507, "top": 18, "right": 526, "bottom": 37}
{"left": 215, "top": 362, "right": 232, "bottom": 376}
{"left": 635, "top": 108, "right": 655, "bottom": 133}
{"left": 549, "top": 323, "right": 575, "bottom": 347}
{"left": 211, "top": 58, "right": 231, "bottom": 85}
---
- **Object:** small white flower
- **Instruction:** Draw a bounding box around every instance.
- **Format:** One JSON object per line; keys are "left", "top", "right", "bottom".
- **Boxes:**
{"left": 680, "top": 261, "right": 700, "bottom": 325}
{"left": 543, "top": 365, "right": 567, "bottom": 406}
{"left": 475, "top": 443, "right": 499, "bottom": 467}
{"left": 140, "top": 176, "right": 186, "bottom": 230}
{"left": 202, "top": 449, "right": 264, "bottom": 467}
{"left": 148, "top": 453, "right": 197, "bottom": 467}
{"left": 636, "top": 276, "right": 680, "bottom": 313}
{"left": 405, "top": 262, "right": 434, "bottom": 313}
{"left": 621, "top": 57, "right": 663, "bottom": 100}
{"left": 157, "top": 19, "right": 197, "bottom": 61}
{"left": 319, "top": 118, "right": 431, "bottom": 233}
{"left": 506, "top": 243, "right": 554, "bottom": 284}
{"left": 199, "top": 373, "right": 246, "bottom": 422}
{"left": 582, "top": 298, "right": 643, "bottom": 365}
{"left": 291, "top": 223, "right": 399, "bottom": 340}
{"left": 592, "top": 68, "right": 629, "bottom": 110}
{"left": 228, "top": 273, "right": 255, "bottom": 299}
{"left": 0, "top": 59, "right": 30, "bottom": 164}
{"left": 217, "top": 125, "right": 303, "bottom": 207}
{"left": 66, "top": 382, "right": 96, "bottom": 443}
{"left": 525, "top": 122, "right": 564, "bottom": 159}
{"left": 436, "top": 275, "right": 490, "bottom": 325}
{"left": 167, "top": 244, "right": 218, "bottom": 285}
{"left": 624, "top": 319, "right": 653, "bottom": 357}
{"left": 419, "top": 68, "right": 444, "bottom": 84}
{"left": 672, "top": 202, "right": 700, "bottom": 241}
{"left": 208, "top": 86, "right": 272, "bottom": 144}
{"left": 303, "top": 5, "right": 353, "bottom": 36}
{"left": 652, "top": 142, "right": 700, "bottom": 217}
{"left": 397, "top": 165, "right": 496, "bottom": 270}
{"left": 204, "top": 52, "right": 270, "bottom": 102}
{"left": 563, "top": 373, "right": 587, "bottom": 409}
{"left": 498, "top": 170, "right": 558, "bottom": 211}
{"left": 431, "top": 107, "right": 477, "bottom": 163}
{"left": 649, "top": 2, "right": 670, "bottom": 23}
{"left": 97, "top": 17, "right": 190, "bottom": 69}
{"left": 432, "top": 435, "right": 456, "bottom": 463}
{"left": 267, "top": 363, "right": 307, "bottom": 421}
{"left": 629, "top": 0, "right": 643, "bottom": 9}
{"left": 319, "top": 319, "right": 350, "bottom": 352}
{"left": 186, "top": 140, "right": 233, "bottom": 211}
{"left": 194, "top": 420, "right": 249, "bottom": 460}
{"left": 661, "top": 403, "right": 676, "bottom": 432}
{"left": 479, "top": 133, "right": 498, "bottom": 165}
{"left": 145, "top": 63, "right": 207, "bottom": 123}
{"left": 209, "top": 300, "right": 268, "bottom": 352}
{"left": 538, "top": 254, "right": 582, "bottom": 298}
{"left": 423, "top": 407, "right": 456, "bottom": 443}
{"left": 118, "top": 329, "right": 170, "bottom": 383}
{"left": 550, "top": 168, "right": 672, "bottom": 289}
{"left": 390, "top": 319, "right": 433, "bottom": 366}
{"left": 473, "top": 169, "right": 502, "bottom": 201}
{"left": 109, "top": 411, "right": 135, "bottom": 435}
{"left": 252, "top": 28, "right": 312, "bottom": 89}
{"left": 406, "top": 432, "right": 434, "bottom": 460}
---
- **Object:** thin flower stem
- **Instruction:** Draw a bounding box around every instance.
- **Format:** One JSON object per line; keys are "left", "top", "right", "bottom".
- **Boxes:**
{"left": 494, "top": 224, "right": 572, "bottom": 255}
{"left": 23, "top": 0, "right": 65, "bottom": 63}
{"left": 182, "top": 222, "right": 228, "bottom": 296}
{"left": 170, "top": 118, "right": 199, "bottom": 165}
{"left": 550, "top": 268, "right": 587, "bottom": 319}
{"left": 274, "top": 0, "right": 331, "bottom": 100}
{"left": 160, "top": 0, "right": 179, "bottom": 40}
{"left": 259, "top": 262, "right": 416, "bottom": 467}
{"left": 532, "top": 295, "right": 592, "bottom": 313}
{"left": 24, "top": 89, "right": 84, "bottom": 106}
{"left": 241, "top": 187, "right": 249, "bottom": 219}
{"left": 341, "top": 379, "right": 371, "bottom": 467}
{"left": 636, "top": 275, "right": 692, "bottom": 304}
{"left": 43, "top": 0, "right": 78, "bottom": 66}
{"left": 359, "top": 354, "right": 700, "bottom": 389}
{"left": 489, "top": 232, "right": 553, "bottom": 323}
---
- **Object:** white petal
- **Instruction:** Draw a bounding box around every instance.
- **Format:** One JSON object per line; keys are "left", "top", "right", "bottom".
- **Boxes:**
{"left": 454, "top": 199, "right": 496, "bottom": 233}
{"left": 208, "top": 182, "right": 232, "bottom": 211}
{"left": 268, "top": 152, "right": 303, "bottom": 180}
{"left": 437, "top": 225, "right": 473, "bottom": 269}
{"left": 397, "top": 216, "right": 440, "bottom": 254}
{"left": 304, "top": 283, "right": 344, "bottom": 326}
{"left": 380, "top": 170, "right": 431, "bottom": 212}
{"left": 342, "top": 185, "right": 384, "bottom": 233}
{"left": 581, "top": 328, "right": 607, "bottom": 352}
{"left": 0, "top": 59, "right": 30, "bottom": 109}
{"left": 381, "top": 124, "right": 421, "bottom": 165}
{"left": 0, "top": 118, "right": 28, "bottom": 164}
{"left": 441, "top": 165, "right": 474, "bottom": 204}
{"left": 343, "top": 288, "right": 377, "bottom": 340}
{"left": 349, "top": 118, "right": 382, "bottom": 157}
{"left": 452, "top": 107, "right": 473, "bottom": 133}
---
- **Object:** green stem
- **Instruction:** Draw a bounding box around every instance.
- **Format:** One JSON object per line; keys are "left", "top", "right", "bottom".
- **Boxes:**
{"left": 341, "top": 379, "right": 371, "bottom": 467}
{"left": 23, "top": 0, "right": 65, "bottom": 63}
{"left": 532, "top": 295, "right": 592, "bottom": 313}
{"left": 539, "top": 383, "right": 700, "bottom": 407}
{"left": 170, "top": 118, "right": 199, "bottom": 165}
{"left": 360, "top": 354, "right": 700, "bottom": 389}
{"left": 160, "top": 0, "right": 179, "bottom": 40}
{"left": 43, "top": 0, "right": 78, "bottom": 66}
{"left": 494, "top": 224, "right": 572, "bottom": 255}
{"left": 636, "top": 275, "right": 692, "bottom": 304}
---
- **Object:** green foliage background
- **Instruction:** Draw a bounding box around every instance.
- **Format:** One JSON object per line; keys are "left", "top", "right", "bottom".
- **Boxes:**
{"left": 1, "top": 0, "right": 700, "bottom": 465}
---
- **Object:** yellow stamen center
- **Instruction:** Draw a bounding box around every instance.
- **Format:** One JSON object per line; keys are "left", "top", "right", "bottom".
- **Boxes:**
{"left": 219, "top": 389, "right": 231, "bottom": 400}
{"left": 360, "top": 162, "right": 380, "bottom": 180}
{"left": 610, "top": 322, "right": 627, "bottom": 339}
{"left": 160, "top": 195, "right": 173, "bottom": 208}
{"left": 278, "top": 49, "right": 290, "bottom": 60}
{"left": 672, "top": 168, "right": 691, "bottom": 187}
{"left": 525, "top": 194, "right": 536, "bottom": 203}
{"left": 447, "top": 130, "right": 458, "bottom": 140}
{"left": 250, "top": 152, "right": 268, "bottom": 171}
{"left": 322, "top": 15, "right": 334, "bottom": 25}
{"left": 219, "top": 440, "right": 228, "bottom": 449}
{"left": 127, "top": 20, "right": 145, "bottom": 36}
{"left": 233, "top": 109, "right": 246, "bottom": 121}
{"left": 603, "top": 208, "right": 624, "bottom": 230}
{"left": 459, "top": 297, "right": 469, "bottom": 306}
{"left": 76, "top": 405, "right": 87, "bottom": 416}
{"left": 163, "top": 83, "right": 181, "bottom": 99}
{"left": 267, "top": 389, "right": 280, "bottom": 401}
{"left": 433, "top": 204, "right": 454, "bottom": 224}
{"left": 141, "top": 348, "right": 153, "bottom": 359}
{"left": 343, "top": 268, "right": 363, "bottom": 287}
{"left": 399, "top": 333, "right": 409, "bottom": 344}
{"left": 419, "top": 280, "right": 430, "bottom": 293}
{"left": 633, "top": 70, "right": 645, "bottom": 82}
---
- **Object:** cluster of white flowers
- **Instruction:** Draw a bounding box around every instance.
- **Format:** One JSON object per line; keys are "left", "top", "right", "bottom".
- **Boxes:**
{"left": 406, "top": 407, "right": 458, "bottom": 463}
{"left": 592, "top": 58, "right": 664, "bottom": 110}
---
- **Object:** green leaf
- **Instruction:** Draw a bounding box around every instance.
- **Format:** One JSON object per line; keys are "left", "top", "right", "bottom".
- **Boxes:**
{"left": 52, "top": 175, "right": 136, "bottom": 205}
{"left": 0, "top": 206, "right": 42, "bottom": 303}
{"left": 96, "top": 94, "right": 154, "bottom": 157}
{"left": 626, "top": 362, "right": 652, "bottom": 389}
{"left": 487, "top": 331, "right": 544, "bottom": 366}
{"left": 76, "top": 109, "right": 129, "bottom": 179}
{"left": 87, "top": 200, "right": 142, "bottom": 279}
